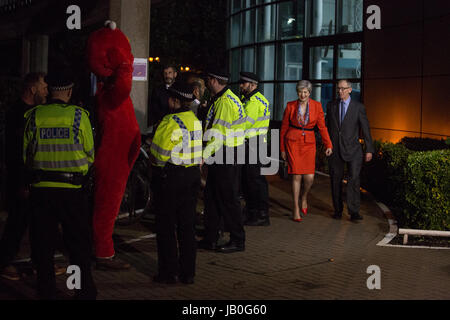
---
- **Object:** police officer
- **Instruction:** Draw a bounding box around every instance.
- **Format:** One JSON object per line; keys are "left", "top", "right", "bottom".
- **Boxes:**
{"left": 23, "top": 73, "right": 97, "bottom": 299}
{"left": 150, "top": 81, "right": 202, "bottom": 284}
{"left": 239, "top": 72, "right": 271, "bottom": 226}
{"left": 198, "top": 70, "right": 247, "bottom": 253}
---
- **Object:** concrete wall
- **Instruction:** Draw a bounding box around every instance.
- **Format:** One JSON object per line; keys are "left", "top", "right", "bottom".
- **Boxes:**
{"left": 110, "top": 0, "right": 151, "bottom": 133}
{"left": 363, "top": 0, "right": 450, "bottom": 142}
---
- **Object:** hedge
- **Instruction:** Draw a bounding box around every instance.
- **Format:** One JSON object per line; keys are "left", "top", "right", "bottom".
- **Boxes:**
{"left": 399, "top": 136, "right": 450, "bottom": 152}
{"left": 361, "top": 140, "right": 450, "bottom": 231}
{"left": 404, "top": 150, "right": 450, "bottom": 230}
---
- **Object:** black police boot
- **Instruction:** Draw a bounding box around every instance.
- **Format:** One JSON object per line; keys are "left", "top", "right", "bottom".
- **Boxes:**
{"left": 216, "top": 241, "right": 245, "bottom": 253}
{"left": 243, "top": 209, "right": 258, "bottom": 226}
{"left": 245, "top": 210, "right": 270, "bottom": 226}
{"left": 242, "top": 206, "right": 253, "bottom": 224}
{"left": 259, "top": 210, "right": 270, "bottom": 226}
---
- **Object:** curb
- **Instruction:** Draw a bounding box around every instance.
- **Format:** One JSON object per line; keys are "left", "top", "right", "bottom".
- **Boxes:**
{"left": 314, "top": 170, "right": 450, "bottom": 250}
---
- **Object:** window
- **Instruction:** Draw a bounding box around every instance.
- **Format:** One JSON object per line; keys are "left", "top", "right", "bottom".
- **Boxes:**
{"left": 307, "top": 0, "right": 336, "bottom": 37}
{"left": 278, "top": 0, "right": 305, "bottom": 40}
{"left": 257, "top": 45, "right": 275, "bottom": 80}
{"left": 278, "top": 42, "right": 303, "bottom": 81}
{"left": 242, "top": 9, "right": 255, "bottom": 44}
{"left": 311, "top": 83, "right": 333, "bottom": 113}
{"left": 337, "top": 42, "right": 361, "bottom": 79}
{"left": 241, "top": 47, "right": 255, "bottom": 72}
{"left": 257, "top": 4, "right": 276, "bottom": 42}
{"left": 243, "top": 0, "right": 256, "bottom": 8}
{"left": 226, "top": 0, "right": 363, "bottom": 121}
{"left": 275, "top": 82, "right": 298, "bottom": 120}
{"left": 309, "top": 45, "right": 333, "bottom": 80}
{"left": 337, "top": 0, "right": 363, "bottom": 33}
{"left": 230, "top": 49, "right": 241, "bottom": 83}
{"left": 260, "top": 83, "right": 274, "bottom": 118}
{"left": 231, "top": 0, "right": 241, "bottom": 13}
{"left": 230, "top": 13, "right": 241, "bottom": 47}
{"left": 348, "top": 82, "right": 361, "bottom": 102}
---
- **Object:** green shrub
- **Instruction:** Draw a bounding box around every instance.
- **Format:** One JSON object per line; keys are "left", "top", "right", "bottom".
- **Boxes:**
{"left": 361, "top": 141, "right": 412, "bottom": 211}
{"left": 399, "top": 136, "right": 449, "bottom": 152}
{"left": 362, "top": 140, "right": 450, "bottom": 231}
{"left": 403, "top": 150, "right": 450, "bottom": 230}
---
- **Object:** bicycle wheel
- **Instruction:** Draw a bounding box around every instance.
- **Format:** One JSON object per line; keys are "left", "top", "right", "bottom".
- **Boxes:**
{"left": 118, "top": 161, "right": 151, "bottom": 225}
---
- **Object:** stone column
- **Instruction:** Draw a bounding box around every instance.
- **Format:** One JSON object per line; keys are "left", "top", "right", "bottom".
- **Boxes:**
{"left": 109, "top": 0, "right": 151, "bottom": 132}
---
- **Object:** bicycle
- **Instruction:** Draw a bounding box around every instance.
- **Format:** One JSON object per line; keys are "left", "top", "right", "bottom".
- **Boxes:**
{"left": 117, "top": 133, "right": 153, "bottom": 225}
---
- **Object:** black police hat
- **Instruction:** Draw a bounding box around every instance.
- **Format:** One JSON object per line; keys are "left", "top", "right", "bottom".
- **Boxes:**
{"left": 168, "top": 81, "right": 195, "bottom": 102}
{"left": 207, "top": 69, "right": 229, "bottom": 82}
{"left": 47, "top": 72, "right": 74, "bottom": 91}
{"left": 239, "top": 71, "right": 259, "bottom": 84}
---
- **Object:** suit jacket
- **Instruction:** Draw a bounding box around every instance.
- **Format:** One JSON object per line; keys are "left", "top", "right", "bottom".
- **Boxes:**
{"left": 280, "top": 99, "right": 332, "bottom": 152}
{"left": 325, "top": 98, "right": 374, "bottom": 162}
{"left": 149, "top": 84, "right": 170, "bottom": 126}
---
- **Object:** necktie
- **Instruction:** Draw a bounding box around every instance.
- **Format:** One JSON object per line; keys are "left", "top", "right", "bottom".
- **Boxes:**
{"left": 340, "top": 101, "right": 345, "bottom": 124}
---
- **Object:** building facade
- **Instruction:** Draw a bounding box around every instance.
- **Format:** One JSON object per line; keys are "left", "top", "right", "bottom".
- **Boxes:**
{"left": 226, "top": 0, "right": 450, "bottom": 141}
{"left": 227, "top": 0, "right": 364, "bottom": 120}
{"left": 0, "top": 0, "right": 151, "bottom": 132}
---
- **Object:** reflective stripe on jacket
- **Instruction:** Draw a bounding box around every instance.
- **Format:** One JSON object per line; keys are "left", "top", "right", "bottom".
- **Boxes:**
{"left": 203, "top": 88, "right": 246, "bottom": 160}
{"left": 23, "top": 103, "right": 94, "bottom": 188}
{"left": 150, "top": 110, "right": 203, "bottom": 167}
{"left": 242, "top": 91, "right": 270, "bottom": 140}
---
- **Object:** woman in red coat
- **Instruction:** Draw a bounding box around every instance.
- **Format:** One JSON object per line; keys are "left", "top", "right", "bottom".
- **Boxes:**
{"left": 280, "top": 80, "right": 333, "bottom": 221}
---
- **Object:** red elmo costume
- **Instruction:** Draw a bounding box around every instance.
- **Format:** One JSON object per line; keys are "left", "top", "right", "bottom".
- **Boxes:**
{"left": 87, "top": 21, "right": 141, "bottom": 258}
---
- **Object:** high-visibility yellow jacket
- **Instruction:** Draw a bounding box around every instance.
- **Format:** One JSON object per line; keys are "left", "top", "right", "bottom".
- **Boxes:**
{"left": 150, "top": 110, "right": 203, "bottom": 167}
{"left": 241, "top": 90, "right": 271, "bottom": 140}
{"left": 23, "top": 102, "right": 95, "bottom": 188}
{"left": 203, "top": 87, "right": 247, "bottom": 160}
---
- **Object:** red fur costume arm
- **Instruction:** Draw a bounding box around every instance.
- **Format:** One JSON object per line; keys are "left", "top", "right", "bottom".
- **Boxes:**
{"left": 87, "top": 21, "right": 141, "bottom": 259}
{"left": 100, "top": 62, "right": 133, "bottom": 109}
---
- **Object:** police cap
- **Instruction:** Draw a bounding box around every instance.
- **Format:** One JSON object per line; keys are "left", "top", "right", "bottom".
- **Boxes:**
{"left": 207, "top": 69, "right": 229, "bottom": 82}
{"left": 47, "top": 72, "right": 74, "bottom": 91}
{"left": 168, "top": 81, "right": 195, "bottom": 102}
{"left": 239, "top": 71, "right": 259, "bottom": 84}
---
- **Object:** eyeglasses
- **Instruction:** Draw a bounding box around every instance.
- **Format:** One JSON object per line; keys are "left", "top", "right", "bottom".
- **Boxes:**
{"left": 337, "top": 87, "right": 350, "bottom": 91}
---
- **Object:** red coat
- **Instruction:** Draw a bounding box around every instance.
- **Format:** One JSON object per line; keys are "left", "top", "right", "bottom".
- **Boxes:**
{"left": 280, "top": 99, "right": 332, "bottom": 174}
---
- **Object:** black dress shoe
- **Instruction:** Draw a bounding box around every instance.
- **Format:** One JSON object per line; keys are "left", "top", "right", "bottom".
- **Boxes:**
{"left": 153, "top": 274, "right": 178, "bottom": 284}
{"left": 216, "top": 241, "right": 245, "bottom": 253}
{"left": 197, "top": 240, "right": 218, "bottom": 251}
{"left": 332, "top": 213, "right": 342, "bottom": 219}
{"left": 350, "top": 214, "right": 363, "bottom": 221}
{"left": 179, "top": 275, "right": 194, "bottom": 285}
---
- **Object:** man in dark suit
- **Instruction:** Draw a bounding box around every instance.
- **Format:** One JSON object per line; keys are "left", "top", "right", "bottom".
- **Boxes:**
{"left": 148, "top": 65, "right": 178, "bottom": 126}
{"left": 325, "top": 80, "right": 374, "bottom": 221}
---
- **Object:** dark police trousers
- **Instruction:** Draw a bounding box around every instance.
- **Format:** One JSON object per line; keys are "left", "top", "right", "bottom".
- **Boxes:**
{"left": 153, "top": 164, "right": 200, "bottom": 279}
{"left": 204, "top": 163, "right": 244, "bottom": 245}
{"left": 30, "top": 187, "right": 97, "bottom": 300}
{"left": 241, "top": 139, "right": 269, "bottom": 217}
{"left": 0, "top": 185, "right": 33, "bottom": 268}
